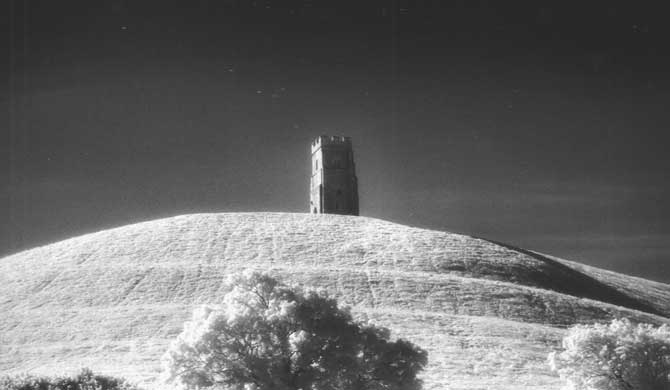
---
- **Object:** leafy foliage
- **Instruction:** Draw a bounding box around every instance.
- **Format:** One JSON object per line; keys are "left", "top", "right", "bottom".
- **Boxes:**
{"left": 0, "top": 368, "right": 140, "bottom": 390}
{"left": 162, "top": 271, "right": 428, "bottom": 390}
{"left": 548, "top": 318, "right": 670, "bottom": 390}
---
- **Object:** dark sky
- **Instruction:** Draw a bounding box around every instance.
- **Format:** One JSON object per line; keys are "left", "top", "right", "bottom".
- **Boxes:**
{"left": 2, "top": 1, "right": 670, "bottom": 282}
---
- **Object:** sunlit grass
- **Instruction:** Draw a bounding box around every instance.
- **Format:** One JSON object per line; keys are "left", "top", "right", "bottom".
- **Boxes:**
{"left": 1, "top": 213, "right": 668, "bottom": 389}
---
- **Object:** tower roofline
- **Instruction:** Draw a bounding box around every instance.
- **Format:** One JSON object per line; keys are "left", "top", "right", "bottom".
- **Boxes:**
{"left": 311, "top": 135, "right": 352, "bottom": 153}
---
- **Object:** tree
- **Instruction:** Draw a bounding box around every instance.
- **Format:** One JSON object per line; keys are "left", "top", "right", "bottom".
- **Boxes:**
{"left": 548, "top": 318, "right": 670, "bottom": 390}
{"left": 162, "top": 271, "right": 427, "bottom": 390}
{"left": 0, "top": 368, "right": 140, "bottom": 390}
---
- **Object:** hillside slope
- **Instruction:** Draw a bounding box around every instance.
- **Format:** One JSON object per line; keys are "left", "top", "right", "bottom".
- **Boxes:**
{"left": 1, "top": 213, "right": 669, "bottom": 390}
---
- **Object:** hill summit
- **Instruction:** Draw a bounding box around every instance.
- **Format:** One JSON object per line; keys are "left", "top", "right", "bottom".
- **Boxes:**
{"left": 1, "top": 213, "right": 669, "bottom": 389}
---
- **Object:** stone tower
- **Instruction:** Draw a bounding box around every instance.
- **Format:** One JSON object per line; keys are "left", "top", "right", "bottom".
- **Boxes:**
{"left": 310, "top": 135, "right": 359, "bottom": 215}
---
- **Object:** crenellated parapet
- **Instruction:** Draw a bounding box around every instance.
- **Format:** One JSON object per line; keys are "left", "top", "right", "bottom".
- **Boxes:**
{"left": 310, "top": 135, "right": 353, "bottom": 154}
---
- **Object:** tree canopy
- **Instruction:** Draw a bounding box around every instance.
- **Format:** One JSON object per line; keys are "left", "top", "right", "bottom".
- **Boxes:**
{"left": 0, "top": 368, "right": 139, "bottom": 390}
{"left": 162, "top": 271, "right": 427, "bottom": 390}
{"left": 549, "top": 318, "right": 670, "bottom": 390}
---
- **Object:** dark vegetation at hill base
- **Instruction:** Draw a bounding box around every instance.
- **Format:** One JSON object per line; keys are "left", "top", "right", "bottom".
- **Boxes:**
{"left": 0, "top": 369, "right": 141, "bottom": 390}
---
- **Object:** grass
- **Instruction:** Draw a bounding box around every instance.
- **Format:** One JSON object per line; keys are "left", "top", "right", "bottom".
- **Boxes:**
{"left": 1, "top": 212, "right": 669, "bottom": 389}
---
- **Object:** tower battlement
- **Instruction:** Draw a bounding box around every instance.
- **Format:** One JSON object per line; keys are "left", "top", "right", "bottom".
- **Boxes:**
{"left": 311, "top": 135, "right": 352, "bottom": 153}
{"left": 309, "top": 135, "right": 359, "bottom": 216}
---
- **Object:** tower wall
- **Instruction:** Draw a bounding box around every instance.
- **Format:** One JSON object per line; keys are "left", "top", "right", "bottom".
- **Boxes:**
{"left": 309, "top": 135, "right": 359, "bottom": 215}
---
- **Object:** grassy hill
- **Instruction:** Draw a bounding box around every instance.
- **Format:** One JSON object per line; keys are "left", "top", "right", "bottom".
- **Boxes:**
{"left": 1, "top": 213, "right": 669, "bottom": 389}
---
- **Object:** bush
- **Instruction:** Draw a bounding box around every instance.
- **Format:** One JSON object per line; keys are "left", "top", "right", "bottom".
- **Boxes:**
{"left": 548, "top": 318, "right": 670, "bottom": 390}
{"left": 162, "top": 271, "right": 428, "bottom": 390}
{"left": 0, "top": 368, "right": 140, "bottom": 390}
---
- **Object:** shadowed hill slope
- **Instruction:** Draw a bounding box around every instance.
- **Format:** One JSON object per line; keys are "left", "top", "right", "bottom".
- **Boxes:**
{"left": 480, "top": 239, "right": 666, "bottom": 317}
{"left": 1, "top": 213, "right": 669, "bottom": 390}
